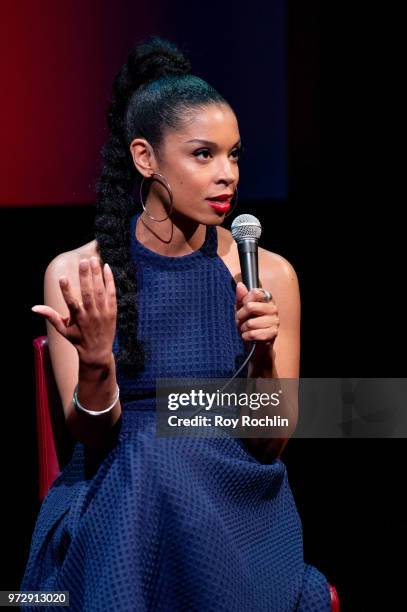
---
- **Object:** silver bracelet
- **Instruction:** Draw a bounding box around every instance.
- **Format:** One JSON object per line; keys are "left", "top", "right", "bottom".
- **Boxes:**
{"left": 73, "top": 383, "right": 120, "bottom": 416}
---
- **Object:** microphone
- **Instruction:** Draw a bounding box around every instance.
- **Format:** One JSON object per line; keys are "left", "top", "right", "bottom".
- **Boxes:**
{"left": 231, "top": 214, "right": 262, "bottom": 291}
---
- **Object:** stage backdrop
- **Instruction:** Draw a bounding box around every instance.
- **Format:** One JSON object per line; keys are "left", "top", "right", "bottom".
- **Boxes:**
{"left": 0, "top": 0, "right": 286, "bottom": 207}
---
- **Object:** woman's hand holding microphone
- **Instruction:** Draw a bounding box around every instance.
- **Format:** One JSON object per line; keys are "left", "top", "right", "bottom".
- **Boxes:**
{"left": 235, "top": 281, "right": 279, "bottom": 348}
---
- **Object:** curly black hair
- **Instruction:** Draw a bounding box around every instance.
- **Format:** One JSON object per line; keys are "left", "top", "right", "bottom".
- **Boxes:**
{"left": 94, "top": 35, "right": 231, "bottom": 377}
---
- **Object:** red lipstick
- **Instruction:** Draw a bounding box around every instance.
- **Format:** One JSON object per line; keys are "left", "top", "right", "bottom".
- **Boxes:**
{"left": 207, "top": 200, "right": 231, "bottom": 213}
{"left": 206, "top": 193, "right": 233, "bottom": 214}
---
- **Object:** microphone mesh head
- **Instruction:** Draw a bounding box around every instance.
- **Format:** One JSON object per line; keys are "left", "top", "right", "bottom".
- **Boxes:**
{"left": 231, "top": 214, "right": 262, "bottom": 242}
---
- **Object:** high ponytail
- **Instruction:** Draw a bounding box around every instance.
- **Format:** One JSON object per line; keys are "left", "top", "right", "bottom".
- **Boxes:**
{"left": 94, "top": 35, "right": 230, "bottom": 377}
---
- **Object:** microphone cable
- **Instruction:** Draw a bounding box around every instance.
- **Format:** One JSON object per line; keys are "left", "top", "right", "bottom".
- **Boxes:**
{"left": 219, "top": 341, "right": 256, "bottom": 392}
{"left": 186, "top": 341, "right": 257, "bottom": 419}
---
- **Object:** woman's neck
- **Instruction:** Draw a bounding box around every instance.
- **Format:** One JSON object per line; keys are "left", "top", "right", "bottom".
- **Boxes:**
{"left": 136, "top": 211, "right": 206, "bottom": 257}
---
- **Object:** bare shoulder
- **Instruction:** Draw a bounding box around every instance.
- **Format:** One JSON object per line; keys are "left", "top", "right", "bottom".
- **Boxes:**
{"left": 258, "top": 247, "right": 299, "bottom": 288}
{"left": 45, "top": 239, "right": 100, "bottom": 287}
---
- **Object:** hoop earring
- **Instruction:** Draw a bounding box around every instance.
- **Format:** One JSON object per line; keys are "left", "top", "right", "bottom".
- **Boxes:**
{"left": 139, "top": 172, "right": 174, "bottom": 222}
{"left": 224, "top": 186, "right": 239, "bottom": 218}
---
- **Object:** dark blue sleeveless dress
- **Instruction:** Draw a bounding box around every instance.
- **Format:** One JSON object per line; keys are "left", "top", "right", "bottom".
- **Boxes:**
{"left": 21, "top": 212, "right": 331, "bottom": 611}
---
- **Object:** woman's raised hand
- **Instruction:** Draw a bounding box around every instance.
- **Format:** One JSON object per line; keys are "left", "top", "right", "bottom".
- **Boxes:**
{"left": 32, "top": 256, "right": 118, "bottom": 368}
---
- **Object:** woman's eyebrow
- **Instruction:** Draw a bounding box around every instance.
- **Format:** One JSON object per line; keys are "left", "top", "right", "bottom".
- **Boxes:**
{"left": 185, "top": 138, "right": 242, "bottom": 147}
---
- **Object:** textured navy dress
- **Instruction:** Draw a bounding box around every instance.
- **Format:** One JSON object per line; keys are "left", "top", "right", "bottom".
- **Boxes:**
{"left": 21, "top": 212, "right": 331, "bottom": 611}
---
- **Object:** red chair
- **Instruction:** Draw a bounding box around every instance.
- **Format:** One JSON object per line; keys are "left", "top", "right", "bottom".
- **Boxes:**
{"left": 33, "top": 335, "right": 75, "bottom": 502}
{"left": 330, "top": 584, "right": 340, "bottom": 611}
{"left": 33, "top": 334, "right": 340, "bottom": 610}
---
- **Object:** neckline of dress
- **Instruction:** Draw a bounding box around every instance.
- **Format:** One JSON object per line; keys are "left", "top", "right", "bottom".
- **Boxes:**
{"left": 130, "top": 212, "right": 217, "bottom": 265}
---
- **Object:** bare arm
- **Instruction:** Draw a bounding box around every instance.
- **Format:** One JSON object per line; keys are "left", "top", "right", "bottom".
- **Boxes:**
{"left": 235, "top": 253, "right": 301, "bottom": 461}
{"left": 36, "top": 253, "right": 122, "bottom": 450}
{"left": 249, "top": 254, "right": 301, "bottom": 380}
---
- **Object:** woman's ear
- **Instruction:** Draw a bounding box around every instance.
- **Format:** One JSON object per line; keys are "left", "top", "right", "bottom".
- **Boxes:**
{"left": 129, "top": 138, "right": 158, "bottom": 177}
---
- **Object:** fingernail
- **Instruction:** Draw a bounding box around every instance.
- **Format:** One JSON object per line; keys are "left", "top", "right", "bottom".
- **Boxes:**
{"left": 104, "top": 263, "right": 110, "bottom": 271}
{"left": 31, "top": 306, "right": 40, "bottom": 312}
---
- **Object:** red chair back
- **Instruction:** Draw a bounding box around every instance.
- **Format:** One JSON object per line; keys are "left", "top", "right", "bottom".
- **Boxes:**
{"left": 33, "top": 335, "right": 75, "bottom": 501}
{"left": 329, "top": 583, "right": 340, "bottom": 611}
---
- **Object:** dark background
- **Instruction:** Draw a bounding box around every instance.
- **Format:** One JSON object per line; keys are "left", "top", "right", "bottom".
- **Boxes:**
{"left": 1, "top": 2, "right": 403, "bottom": 610}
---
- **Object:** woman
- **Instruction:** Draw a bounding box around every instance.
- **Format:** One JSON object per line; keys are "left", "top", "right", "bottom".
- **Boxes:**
{"left": 21, "top": 36, "right": 332, "bottom": 611}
